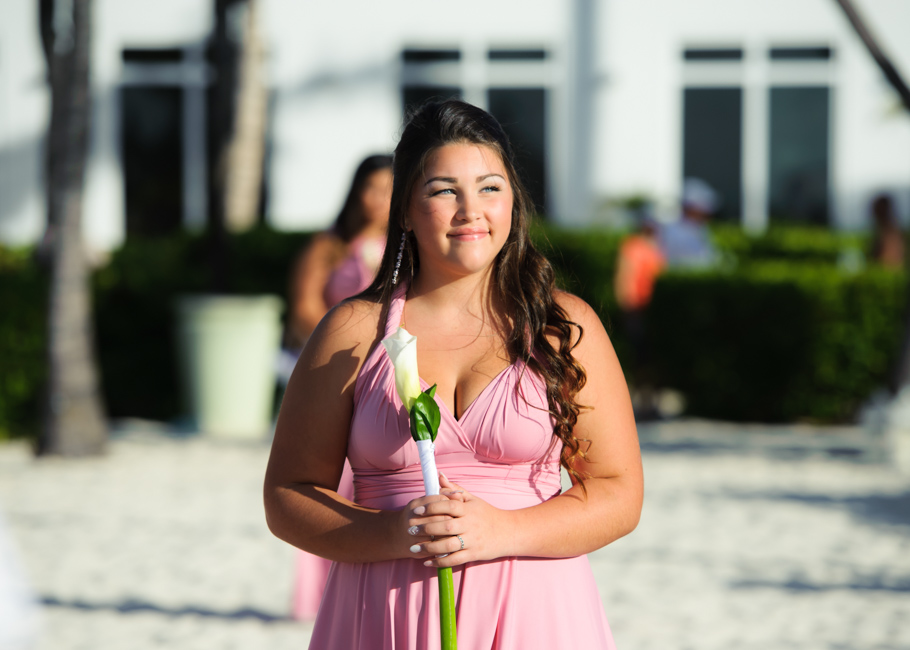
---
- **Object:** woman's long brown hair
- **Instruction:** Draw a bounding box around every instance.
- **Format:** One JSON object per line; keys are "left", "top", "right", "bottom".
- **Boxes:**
{"left": 362, "top": 100, "right": 590, "bottom": 486}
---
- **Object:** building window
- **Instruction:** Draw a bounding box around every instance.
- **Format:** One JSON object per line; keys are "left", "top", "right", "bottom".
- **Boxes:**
{"left": 121, "top": 87, "right": 183, "bottom": 237}
{"left": 488, "top": 49, "right": 548, "bottom": 61}
{"left": 123, "top": 48, "right": 184, "bottom": 64}
{"left": 683, "top": 48, "right": 744, "bottom": 61}
{"left": 767, "top": 45, "right": 832, "bottom": 224}
{"left": 121, "top": 50, "right": 186, "bottom": 238}
{"left": 769, "top": 47, "right": 832, "bottom": 61}
{"left": 681, "top": 44, "right": 833, "bottom": 226}
{"left": 768, "top": 86, "right": 830, "bottom": 224}
{"left": 402, "top": 49, "right": 461, "bottom": 63}
{"left": 682, "top": 87, "right": 743, "bottom": 221}
{"left": 488, "top": 88, "right": 547, "bottom": 212}
{"left": 120, "top": 46, "right": 208, "bottom": 237}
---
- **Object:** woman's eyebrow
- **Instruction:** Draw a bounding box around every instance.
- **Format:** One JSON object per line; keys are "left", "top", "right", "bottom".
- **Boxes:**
{"left": 424, "top": 173, "right": 504, "bottom": 185}
{"left": 424, "top": 176, "right": 456, "bottom": 185}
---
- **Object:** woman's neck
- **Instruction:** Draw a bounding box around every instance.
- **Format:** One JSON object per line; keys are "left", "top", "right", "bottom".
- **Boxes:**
{"left": 405, "top": 269, "right": 505, "bottom": 339}
{"left": 410, "top": 267, "right": 491, "bottom": 305}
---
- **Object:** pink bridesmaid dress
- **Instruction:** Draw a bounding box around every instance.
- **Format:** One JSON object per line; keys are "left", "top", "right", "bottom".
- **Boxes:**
{"left": 307, "top": 283, "right": 617, "bottom": 649}
{"left": 291, "top": 235, "right": 384, "bottom": 620}
{"left": 322, "top": 235, "right": 385, "bottom": 308}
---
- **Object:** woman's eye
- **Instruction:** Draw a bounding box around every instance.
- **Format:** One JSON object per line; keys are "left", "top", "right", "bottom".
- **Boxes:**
{"left": 481, "top": 185, "right": 501, "bottom": 193}
{"left": 430, "top": 188, "right": 454, "bottom": 196}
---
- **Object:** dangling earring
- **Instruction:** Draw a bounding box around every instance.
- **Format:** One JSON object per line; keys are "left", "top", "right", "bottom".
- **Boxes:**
{"left": 391, "top": 231, "right": 406, "bottom": 286}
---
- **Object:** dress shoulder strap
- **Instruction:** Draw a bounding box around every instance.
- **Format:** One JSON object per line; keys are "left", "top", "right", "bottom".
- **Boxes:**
{"left": 384, "top": 281, "right": 407, "bottom": 338}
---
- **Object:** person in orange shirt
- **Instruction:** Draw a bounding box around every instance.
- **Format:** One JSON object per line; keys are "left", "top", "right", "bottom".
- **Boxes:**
{"left": 614, "top": 215, "right": 666, "bottom": 417}
{"left": 615, "top": 217, "right": 665, "bottom": 312}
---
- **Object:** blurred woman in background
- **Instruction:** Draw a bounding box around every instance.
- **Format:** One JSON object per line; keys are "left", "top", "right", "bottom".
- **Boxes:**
{"left": 869, "top": 193, "right": 905, "bottom": 270}
{"left": 282, "top": 153, "right": 392, "bottom": 620}
{"left": 284, "top": 154, "right": 394, "bottom": 352}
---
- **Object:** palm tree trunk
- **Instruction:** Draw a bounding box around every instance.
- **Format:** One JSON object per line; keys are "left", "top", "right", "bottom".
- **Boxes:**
{"left": 38, "top": 0, "right": 107, "bottom": 456}
{"left": 223, "top": 0, "right": 267, "bottom": 232}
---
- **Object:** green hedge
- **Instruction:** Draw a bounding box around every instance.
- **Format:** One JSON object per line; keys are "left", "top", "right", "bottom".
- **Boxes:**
{"left": 0, "top": 248, "right": 47, "bottom": 438}
{"left": 0, "top": 223, "right": 905, "bottom": 436}
{"left": 532, "top": 225, "right": 903, "bottom": 422}
{"left": 711, "top": 224, "right": 870, "bottom": 266}
{"left": 647, "top": 264, "right": 906, "bottom": 422}
{"left": 92, "top": 228, "right": 312, "bottom": 422}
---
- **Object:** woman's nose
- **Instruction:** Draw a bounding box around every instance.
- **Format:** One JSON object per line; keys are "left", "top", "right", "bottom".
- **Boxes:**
{"left": 457, "top": 194, "right": 480, "bottom": 220}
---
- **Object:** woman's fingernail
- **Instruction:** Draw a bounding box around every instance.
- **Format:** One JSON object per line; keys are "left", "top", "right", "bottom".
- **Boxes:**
{"left": 413, "top": 506, "right": 425, "bottom": 515}
{"left": 408, "top": 526, "right": 419, "bottom": 536}
{"left": 423, "top": 560, "right": 434, "bottom": 567}
{"left": 410, "top": 544, "right": 421, "bottom": 554}
{"left": 439, "top": 472, "right": 447, "bottom": 481}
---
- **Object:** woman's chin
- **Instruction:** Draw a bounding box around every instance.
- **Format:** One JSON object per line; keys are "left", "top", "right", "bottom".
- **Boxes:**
{"left": 446, "top": 258, "right": 498, "bottom": 279}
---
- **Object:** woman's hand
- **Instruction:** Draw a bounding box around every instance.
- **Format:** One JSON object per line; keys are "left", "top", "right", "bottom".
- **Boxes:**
{"left": 406, "top": 473, "right": 513, "bottom": 568}
{"left": 396, "top": 492, "right": 454, "bottom": 558}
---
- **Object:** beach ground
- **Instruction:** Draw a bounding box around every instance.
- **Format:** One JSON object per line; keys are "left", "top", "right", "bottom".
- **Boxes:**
{"left": 1, "top": 419, "right": 908, "bottom": 650}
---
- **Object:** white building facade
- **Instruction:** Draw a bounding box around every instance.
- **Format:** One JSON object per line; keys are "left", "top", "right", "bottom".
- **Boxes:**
{"left": 1, "top": 0, "right": 908, "bottom": 252}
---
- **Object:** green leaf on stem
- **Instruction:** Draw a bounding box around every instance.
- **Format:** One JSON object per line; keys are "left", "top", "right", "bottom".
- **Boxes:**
{"left": 409, "top": 389, "right": 441, "bottom": 442}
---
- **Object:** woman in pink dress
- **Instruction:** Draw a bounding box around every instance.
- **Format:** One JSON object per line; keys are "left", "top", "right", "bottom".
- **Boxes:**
{"left": 282, "top": 154, "right": 392, "bottom": 620}
{"left": 265, "top": 100, "right": 643, "bottom": 648}
{"left": 285, "top": 154, "right": 393, "bottom": 351}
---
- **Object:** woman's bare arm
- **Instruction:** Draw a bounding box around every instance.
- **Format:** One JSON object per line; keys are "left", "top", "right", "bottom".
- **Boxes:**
{"left": 265, "top": 299, "right": 454, "bottom": 563}
{"left": 286, "top": 234, "right": 338, "bottom": 346}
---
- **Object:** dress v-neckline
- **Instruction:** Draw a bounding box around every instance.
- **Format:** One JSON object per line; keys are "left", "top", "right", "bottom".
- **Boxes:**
{"left": 388, "top": 279, "right": 519, "bottom": 424}
{"left": 418, "top": 361, "right": 518, "bottom": 424}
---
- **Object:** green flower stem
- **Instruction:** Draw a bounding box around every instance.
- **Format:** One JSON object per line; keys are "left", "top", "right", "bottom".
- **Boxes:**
{"left": 438, "top": 567, "right": 457, "bottom": 650}
{"left": 403, "top": 384, "right": 455, "bottom": 647}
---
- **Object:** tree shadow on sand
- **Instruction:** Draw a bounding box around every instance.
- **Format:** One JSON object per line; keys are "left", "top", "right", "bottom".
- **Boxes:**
{"left": 729, "top": 576, "right": 910, "bottom": 593}
{"left": 726, "top": 489, "right": 910, "bottom": 529}
{"left": 41, "top": 595, "right": 290, "bottom": 622}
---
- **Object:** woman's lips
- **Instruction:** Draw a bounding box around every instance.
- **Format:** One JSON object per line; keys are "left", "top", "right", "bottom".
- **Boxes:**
{"left": 448, "top": 229, "right": 489, "bottom": 241}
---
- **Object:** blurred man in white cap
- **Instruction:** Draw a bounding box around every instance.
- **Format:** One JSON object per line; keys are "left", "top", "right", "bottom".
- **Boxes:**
{"left": 659, "top": 178, "right": 720, "bottom": 269}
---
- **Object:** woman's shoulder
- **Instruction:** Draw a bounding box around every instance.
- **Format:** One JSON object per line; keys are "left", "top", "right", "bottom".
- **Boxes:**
{"left": 550, "top": 290, "right": 611, "bottom": 354}
{"left": 553, "top": 290, "right": 601, "bottom": 329}
{"left": 316, "top": 296, "right": 383, "bottom": 342}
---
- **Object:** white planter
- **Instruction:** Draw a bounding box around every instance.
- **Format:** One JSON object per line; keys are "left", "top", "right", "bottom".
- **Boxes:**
{"left": 177, "top": 295, "right": 283, "bottom": 439}
{"left": 882, "top": 387, "right": 910, "bottom": 474}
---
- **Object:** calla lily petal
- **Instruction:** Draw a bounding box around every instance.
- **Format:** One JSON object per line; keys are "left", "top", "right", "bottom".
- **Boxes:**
{"left": 382, "top": 326, "right": 422, "bottom": 411}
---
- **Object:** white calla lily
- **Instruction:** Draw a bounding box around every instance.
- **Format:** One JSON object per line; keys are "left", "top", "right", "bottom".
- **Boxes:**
{"left": 380, "top": 325, "right": 455, "bottom": 647}
{"left": 382, "top": 326, "right": 422, "bottom": 411}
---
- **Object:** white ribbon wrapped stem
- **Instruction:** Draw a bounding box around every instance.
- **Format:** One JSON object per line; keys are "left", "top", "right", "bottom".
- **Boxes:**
{"left": 416, "top": 439, "right": 448, "bottom": 558}
{"left": 415, "top": 439, "right": 440, "bottom": 496}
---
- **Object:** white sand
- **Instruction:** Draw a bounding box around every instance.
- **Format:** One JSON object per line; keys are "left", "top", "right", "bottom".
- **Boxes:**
{"left": 0, "top": 421, "right": 908, "bottom": 649}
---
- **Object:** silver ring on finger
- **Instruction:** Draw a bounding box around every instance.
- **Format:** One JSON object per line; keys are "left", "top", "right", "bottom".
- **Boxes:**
{"left": 456, "top": 534, "right": 465, "bottom": 551}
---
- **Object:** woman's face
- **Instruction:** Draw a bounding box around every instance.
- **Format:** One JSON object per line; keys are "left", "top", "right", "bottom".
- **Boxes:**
{"left": 360, "top": 168, "right": 393, "bottom": 226}
{"left": 407, "top": 143, "right": 513, "bottom": 281}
